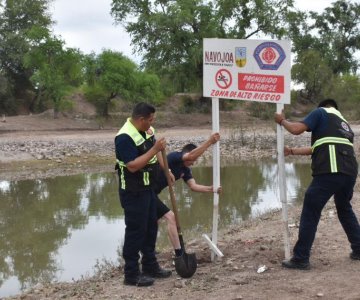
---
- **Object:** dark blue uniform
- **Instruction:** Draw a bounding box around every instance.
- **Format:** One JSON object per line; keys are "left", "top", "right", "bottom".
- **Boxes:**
{"left": 115, "top": 132, "right": 159, "bottom": 279}
{"left": 292, "top": 107, "right": 360, "bottom": 262}
{"left": 154, "top": 151, "right": 193, "bottom": 219}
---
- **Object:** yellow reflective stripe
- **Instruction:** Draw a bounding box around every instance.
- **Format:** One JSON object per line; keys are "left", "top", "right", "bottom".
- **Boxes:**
{"left": 117, "top": 159, "right": 126, "bottom": 167}
{"left": 323, "top": 107, "right": 347, "bottom": 122}
{"left": 143, "top": 172, "right": 150, "bottom": 186}
{"left": 329, "top": 145, "right": 337, "bottom": 173}
{"left": 120, "top": 166, "right": 126, "bottom": 189}
{"left": 149, "top": 155, "right": 157, "bottom": 164}
{"left": 117, "top": 118, "right": 146, "bottom": 146}
{"left": 132, "top": 134, "right": 144, "bottom": 146}
{"left": 312, "top": 137, "right": 353, "bottom": 151}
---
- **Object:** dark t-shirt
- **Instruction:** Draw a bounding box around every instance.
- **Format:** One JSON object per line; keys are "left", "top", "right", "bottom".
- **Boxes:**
{"left": 154, "top": 151, "right": 193, "bottom": 194}
{"left": 302, "top": 107, "right": 328, "bottom": 135}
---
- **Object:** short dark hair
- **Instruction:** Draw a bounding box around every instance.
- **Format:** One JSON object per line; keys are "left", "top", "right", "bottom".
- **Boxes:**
{"left": 318, "top": 98, "right": 338, "bottom": 110}
{"left": 181, "top": 143, "right": 197, "bottom": 154}
{"left": 132, "top": 102, "right": 155, "bottom": 119}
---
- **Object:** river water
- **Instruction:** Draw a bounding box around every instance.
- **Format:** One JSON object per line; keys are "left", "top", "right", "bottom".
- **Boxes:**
{"left": 0, "top": 159, "right": 311, "bottom": 297}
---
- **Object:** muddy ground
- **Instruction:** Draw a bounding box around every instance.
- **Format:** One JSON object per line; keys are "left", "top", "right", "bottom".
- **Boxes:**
{"left": 1, "top": 112, "right": 360, "bottom": 300}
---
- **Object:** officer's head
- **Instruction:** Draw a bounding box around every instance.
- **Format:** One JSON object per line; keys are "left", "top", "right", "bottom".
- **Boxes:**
{"left": 131, "top": 102, "right": 156, "bottom": 131}
{"left": 181, "top": 143, "right": 197, "bottom": 167}
{"left": 318, "top": 99, "right": 338, "bottom": 110}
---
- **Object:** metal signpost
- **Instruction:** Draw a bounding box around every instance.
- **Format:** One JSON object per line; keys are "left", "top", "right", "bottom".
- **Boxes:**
{"left": 203, "top": 38, "right": 291, "bottom": 260}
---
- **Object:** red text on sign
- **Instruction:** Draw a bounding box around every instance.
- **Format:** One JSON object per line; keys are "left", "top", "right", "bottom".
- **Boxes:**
{"left": 210, "top": 90, "right": 281, "bottom": 102}
{"left": 238, "top": 73, "right": 284, "bottom": 93}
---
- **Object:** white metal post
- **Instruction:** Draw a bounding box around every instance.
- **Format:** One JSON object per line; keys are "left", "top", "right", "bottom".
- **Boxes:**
{"left": 276, "top": 103, "right": 291, "bottom": 259}
{"left": 211, "top": 97, "right": 221, "bottom": 261}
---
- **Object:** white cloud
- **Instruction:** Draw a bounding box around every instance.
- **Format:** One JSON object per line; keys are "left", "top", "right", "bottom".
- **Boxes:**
{"left": 50, "top": 0, "right": 138, "bottom": 61}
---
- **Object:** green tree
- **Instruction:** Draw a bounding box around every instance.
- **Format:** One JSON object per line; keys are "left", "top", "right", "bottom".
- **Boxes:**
{"left": 84, "top": 50, "right": 163, "bottom": 117}
{"left": 111, "top": 0, "right": 295, "bottom": 93}
{"left": 322, "top": 74, "right": 360, "bottom": 118}
{"left": 310, "top": 0, "right": 360, "bottom": 75}
{"left": 291, "top": 50, "right": 334, "bottom": 103}
{"left": 0, "top": 73, "right": 16, "bottom": 114}
{"left": 290, "top": 0, "right": 360, "bottom": 76}
{"left": 24, "top": 35, "right": 84, "bottom": 117}
{"left": 0, "top": 0, "right": 53, "bottom": 111}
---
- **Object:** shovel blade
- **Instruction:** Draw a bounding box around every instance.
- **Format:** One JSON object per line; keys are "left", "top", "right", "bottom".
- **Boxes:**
{"left": 174, "top": 252, "right": 197, "bottom": 278}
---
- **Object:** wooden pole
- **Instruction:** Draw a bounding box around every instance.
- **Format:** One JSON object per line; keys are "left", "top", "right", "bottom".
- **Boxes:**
{"left": 276, "top": 103, "right": 291, "bottom": 259}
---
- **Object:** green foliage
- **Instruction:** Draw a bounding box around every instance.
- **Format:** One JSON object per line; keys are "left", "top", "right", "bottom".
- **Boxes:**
{"left": 24, "top": 36, "right": 84, "bottom": 116}
{"left": 246, "top": 102, "right": 276, "bottom": 120}
{"left": 0, "top": 0, "right": 85, "bottom": 116}
{"left": 111, "top": 0, "right": 295, "bottom": 93}
{"left": 0, "top": 74, "right": 16, "bottom": 115}
{"left": 0, "top": 0, "right": 53, "bottom": 110}
{"left": 83, "top": 84, "right": 110, "bottom": 116}
{"left": 322, "top": 74, "right": 360, "bottom": 119}
{"left": 57, "top": 97, "right": 74, "bottom": 113}
{"left": 134, "top": 71, "right": 164, "bottom": 104}
{"left": 83, "top": 50, "right": 163, "bottom": 116}
{"left": 291, "top": 0, "right": 360, "bottom": 76}
{"left": 178, "top": 95, "right": 210, "bottom": 114}
{"left": 84, "top": 51, "right": 136, "bottom": 116}
{"left": 98, "top": 50, "right": 138, "bottom": 100}
{"left": 309, "top": 0, "right": 360, "bottom": 75}
{"left": 292, "top": 50, "right": 334, "bottom": 103}
{"left": 219, "top": 99, "right": 238, "bottom": 111}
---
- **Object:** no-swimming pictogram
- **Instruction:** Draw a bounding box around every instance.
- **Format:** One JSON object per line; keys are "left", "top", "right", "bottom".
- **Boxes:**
{"left": 215, "top": 69, "right": 232, "bottom": 89}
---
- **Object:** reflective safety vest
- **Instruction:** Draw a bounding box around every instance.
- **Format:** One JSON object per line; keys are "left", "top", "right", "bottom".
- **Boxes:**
{"left": 310, "top": 107, "right": 358, "bottom": 177}
{"left": 115, "top": 118, "right": 159, "bottom": 192}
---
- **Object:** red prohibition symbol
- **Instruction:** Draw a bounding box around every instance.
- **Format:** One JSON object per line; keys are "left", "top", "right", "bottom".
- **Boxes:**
{"left": 215, "top": 69, "right": 232, "bottom": 89}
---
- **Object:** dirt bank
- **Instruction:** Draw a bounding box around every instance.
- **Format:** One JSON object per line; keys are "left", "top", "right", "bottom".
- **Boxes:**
{"left": 1, "top": 113, "right": 360, "bottom": 300}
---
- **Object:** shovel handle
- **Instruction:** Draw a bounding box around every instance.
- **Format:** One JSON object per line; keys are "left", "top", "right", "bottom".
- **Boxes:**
{"left": 161, "top": 149, "right": 182, "bottom": 233}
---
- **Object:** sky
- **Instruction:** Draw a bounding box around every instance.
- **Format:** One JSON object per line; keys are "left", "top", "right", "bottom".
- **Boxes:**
{"left": 50, "top": 0, "right": 336, "bottom": 63}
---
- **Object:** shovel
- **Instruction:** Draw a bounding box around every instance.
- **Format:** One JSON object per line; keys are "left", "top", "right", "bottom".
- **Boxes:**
{"left": 161, "top": 149, "right": 197, "bottom": 278}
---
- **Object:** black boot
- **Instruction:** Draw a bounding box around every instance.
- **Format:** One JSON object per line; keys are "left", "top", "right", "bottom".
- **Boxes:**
{"left": 350, "top": 251, "right": 360, "bottom": 260}
{"left": 142, "top": 266, "right": 172, "bottom": 278}
{"left": 282, "top": 258, "right": 310, "bottom": 270}
{"left": 124, "top": 274, "right": 155, "bottom": 286}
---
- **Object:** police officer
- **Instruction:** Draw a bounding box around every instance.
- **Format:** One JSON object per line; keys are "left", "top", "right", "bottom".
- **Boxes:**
{"left": 275, "top": 98, "right": 360, "bottom": 270}
{"left": 115, "top": 102, "right": 171, "bottom": 286}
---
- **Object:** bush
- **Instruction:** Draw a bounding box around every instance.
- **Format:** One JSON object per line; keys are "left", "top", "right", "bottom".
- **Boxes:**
{"left": 246, "top": 102, "right": 276, "bottom": 120}
{"left": 178, "top": 95, "right": 211, "bottom": 113}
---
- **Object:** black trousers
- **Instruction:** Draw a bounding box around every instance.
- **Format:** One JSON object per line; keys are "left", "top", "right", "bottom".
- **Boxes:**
{"left": 293, "top": 173, "right": 360, "bottom": 262}
{"left": 119, "top": 189, "right": 159, "bottom": 278}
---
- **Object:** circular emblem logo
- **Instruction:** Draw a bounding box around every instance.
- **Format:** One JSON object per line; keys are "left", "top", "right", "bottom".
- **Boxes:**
{"left": 146, "top": 128, "right": 153, "bottom": 135}
{"left": 341, "top": 122, "right": 349, "bottom": 131}
{"left": 262, "top": 47, "right": 276, "bottom": 63}
{"left": 253, "top": 42, "right": 286, "bottom": 70}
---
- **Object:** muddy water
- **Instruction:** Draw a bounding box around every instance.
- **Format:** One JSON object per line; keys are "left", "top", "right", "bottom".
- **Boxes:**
{"left": 0, "top": 160, "right": 311, "bottom": 297}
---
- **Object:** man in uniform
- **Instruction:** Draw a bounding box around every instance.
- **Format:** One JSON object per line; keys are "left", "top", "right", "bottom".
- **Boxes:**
{"left": 115, "top": 102, "right": 171, "bottom": 286}
{"left": 274, "top": 98, "right": 360, "bottom": 270}
{"left": 154, "top": 133, "right": 221, "bottom": 257}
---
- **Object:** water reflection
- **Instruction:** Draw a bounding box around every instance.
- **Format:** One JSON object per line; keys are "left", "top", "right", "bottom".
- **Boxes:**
{"left": 0, "top": 160, "right": 311, "bottom": 297}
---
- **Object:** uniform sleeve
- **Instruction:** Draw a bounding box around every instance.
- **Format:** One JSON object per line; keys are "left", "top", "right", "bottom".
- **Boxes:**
{"left": 182, "top": 167, "right": 193, "bottom": 182}
{"left": 115, "top": 134, "right": 138, "bottom": 164}
{"left": 167, "top": 152, "right": 183, "bottom": 164}
{"left": 302, "top": 108, "right": 327, "bottom": 132}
